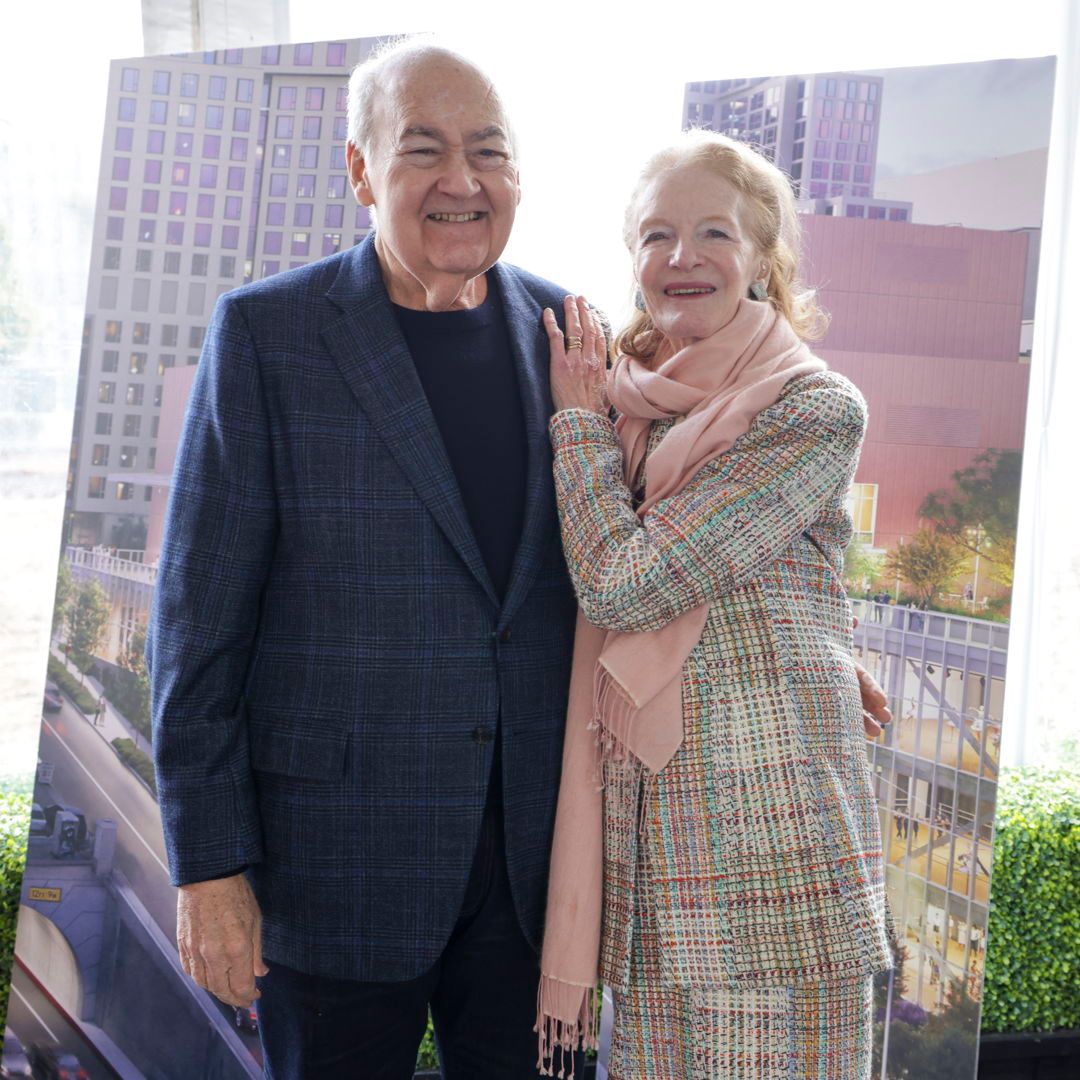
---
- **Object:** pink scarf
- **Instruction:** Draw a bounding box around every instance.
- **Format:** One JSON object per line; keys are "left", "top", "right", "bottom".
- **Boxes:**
{"left": 536, "top": 300, "right": 826, "bottom": 1076}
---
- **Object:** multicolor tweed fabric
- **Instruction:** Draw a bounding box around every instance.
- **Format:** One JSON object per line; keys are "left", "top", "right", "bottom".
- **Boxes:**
{"left": 608, "top": 825, "right": 874, "bottom": 1079}
{"left": 549, "top": 372, "right": 892, "bottom": 1001}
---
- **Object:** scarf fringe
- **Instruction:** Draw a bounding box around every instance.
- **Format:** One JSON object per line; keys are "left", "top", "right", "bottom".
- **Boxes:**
{"left": 535, "top": 975, "right": 600, "bottom": 1079}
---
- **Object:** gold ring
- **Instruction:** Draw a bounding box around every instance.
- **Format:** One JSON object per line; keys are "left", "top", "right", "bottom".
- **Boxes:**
{"left": 565, "top": 336, "right": 584, "bottom": 350}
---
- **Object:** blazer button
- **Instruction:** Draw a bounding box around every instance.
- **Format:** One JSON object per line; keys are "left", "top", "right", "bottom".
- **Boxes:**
{"left": 498, "top": 627, "right": 512, "bottom": 643}
{"left": 472, "top": 726, "right": 492, "bottom": 744}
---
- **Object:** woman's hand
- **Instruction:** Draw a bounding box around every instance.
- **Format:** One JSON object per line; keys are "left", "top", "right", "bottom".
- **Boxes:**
{"left": 545, "top": 294, "right": 608, "bottom": 415}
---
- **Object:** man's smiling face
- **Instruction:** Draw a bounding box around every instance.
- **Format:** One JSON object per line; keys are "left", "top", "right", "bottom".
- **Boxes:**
{"left": 347, "top": 54, "right": 521, "bottom": 310}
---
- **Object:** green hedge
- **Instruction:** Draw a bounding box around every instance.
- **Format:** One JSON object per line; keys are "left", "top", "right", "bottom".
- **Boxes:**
{"left": 111, "top": 738, "right": 157, "bottom": 795}
{"left": 46, "top": 653, "right": 99, "bottom": 714}
{"left": 982, "top": 766, "right": 1080, "bottom": 1032}
{"left": 0, "top": 790, "right": 30, "bottom": 1034}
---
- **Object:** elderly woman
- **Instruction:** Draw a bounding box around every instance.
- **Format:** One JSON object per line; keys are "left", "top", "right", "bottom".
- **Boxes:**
{"left": 536, "top": 130, "right": 892, "bottom": 1079}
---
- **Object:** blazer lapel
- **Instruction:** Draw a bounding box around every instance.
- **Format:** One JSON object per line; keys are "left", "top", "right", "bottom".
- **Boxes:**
{"left": 491, "top": 262, "right": 561, "bottom": 626}
{"left": 321, "top": 238, "right": 499, "bottom": 608}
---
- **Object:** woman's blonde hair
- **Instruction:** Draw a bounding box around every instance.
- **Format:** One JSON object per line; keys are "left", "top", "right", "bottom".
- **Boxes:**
{"left": 615, "top": 129, "right": 828, "bottom": 361}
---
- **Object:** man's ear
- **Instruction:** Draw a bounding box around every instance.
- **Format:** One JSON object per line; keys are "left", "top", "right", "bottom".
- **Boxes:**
{"left": 346, "top": 141, "right": 376, "bottom": 208}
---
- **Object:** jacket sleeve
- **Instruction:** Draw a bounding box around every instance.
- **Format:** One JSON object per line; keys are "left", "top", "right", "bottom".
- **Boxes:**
{"left": 548, "top": 375, "right": 866, "bottom": 633}
{"left": 145, "top": 293, "right": 277, "bottom": 886}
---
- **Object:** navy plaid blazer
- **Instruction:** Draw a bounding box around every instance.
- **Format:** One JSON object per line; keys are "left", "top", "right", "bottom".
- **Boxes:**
{"left": 146, "top": 235, "right": 578, "bottom": 980}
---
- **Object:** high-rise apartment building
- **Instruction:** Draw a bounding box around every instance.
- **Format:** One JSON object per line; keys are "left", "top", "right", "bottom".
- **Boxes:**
{"left": 683, "top": 73, "right": 913, "bottom": 221}
{"left": 68, "top": 38, "right": 377, "bottom": 547}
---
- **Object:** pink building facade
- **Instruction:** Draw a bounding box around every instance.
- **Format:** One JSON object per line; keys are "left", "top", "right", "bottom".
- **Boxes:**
{"left": 800, "top": 216, "right": 1030, "bottom": 550}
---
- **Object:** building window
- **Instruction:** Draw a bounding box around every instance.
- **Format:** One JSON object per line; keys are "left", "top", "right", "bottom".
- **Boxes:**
{"left": 176, "top": 103, "right": 195, "bottom": 127}
{"left": 98, "top": 381, "right": 116, "bottom": 404}
{"left": 92, "top": 444, "right": 109, "bottom": 466}
{"left": 296, "top": 174, "right": 316, "bottom": 198}
{"left": 264, "top": 232, "right": 283, "bottom": 254}
{"left": 233, "top": 107, "right": 251, "bottom": 132}
{"left": 847, "top": 483, "right": 878, "bottom": 544}
{"left": 818, "top": 120, "right": 830, "bottom": 138}
{"left": 88, "top": 477, "right": 106, "bottom": 499}
{"left": 201, "top": 104, "right": 222, "bottom": 130}
{"left": 791, "top": 141, "right": 804, "bottom": 162}
{"left": 302, "top": 116, "right": 321, "bottom": 140}
{"left": 166, "top": 221, "right": 184, "bottom": 245}
{"left": 266, "top": 203, "right": 286, "bottom": 226}
{"left": 158, "top": 355, "right": 175, "bottom": 376}
{"left": 324, "top": 204, "right": 344, "bottom": 228}
{"left": 140, "top": 190, "right": 158, "bottom": 213}
{"left": 103, "top": 247, "right": 121, "bottom": 270}
{"left": 327, "top": 176, "right": 346, "bottom": 199}
{"left": 322, "top": 232, "right": 342, "bottom": 256}
{"left": 293, "top": 203, "right": 313, "bottom": 227}
{"left": 153, "top": 385, "right": 163, "bottom": 407}
{"left": 120, "top": 66, "right": 139, "bottom": 92}
{"left": 299, "top": 145, "right": 319, "bottom": 169}
{"left": 197, "top": 193, "right": 215, "bottom": 216}
{"left": 273, "top": 145, "right": 291, "bottom": 167}
{"left": 123, "top": 415, "right": 141, "bottom": 437}
{"left": 236, "top": 77, "right": 254, "bottom": 102}
{"left": 269, "top": 174, "right": 288, "bottom": 196}
{"left": 230, "top": 137, "right": 248, "bottom": 161}
{"left": 116, "top": 482, "right": 134, "bottom": 501}
{"left": 147, "top": 130, "right": 165, "bottom": 154}
{"left": 845, "top": 204, "right": 865, "bottom": 218}
{"left": 220, "top": 255, "right": 236, "bottom": 277}
{"left": 133, "top": 322, "right": 150, "bottom": 344}
{"left": 189, "top": 326, "right": 205, "bottom": 349}
{"left": 180, "top": 73, "right": 199, "bottom": 98}
{"left": 291, "top": 232, "right": 310, "bottom": 256}
{"left": 868, "top": 206, "right": 886, "bottom": 220}
{"left": 330, "top": 146, "right": 346, "bottom": 170}
{"left": 169, "top": 191, "right": 188, "bottom": 216}
{"left": 194, "top": 223, "right": 212, "bottom": 246}
{"left": 209, "top": 75, "right": 227, "bottom": 100}
{"left": 261, "top": 44, "right": 280, "bottom": 64}
{"left": 202, "top": 135, "right": 221, "bottom": 160}
{"left": 108, "top": 186, "right": 127, "bottom": 211}
{"left": 227, "top": 166, "right": 246, "bottom": 190}
{"left": 222, "top": 225, "right": 240, "bottom": 249}
{"left": 94, "top": 413, "right": 112, "bottom": 436}
{"left": 275, "top": 115, "right": 294, "bottom": 138}
{"left": 102, "top": 349, "right": 119, "bottom": 372}
{"left": 115, "top": 127, "right": 134, "bottom": 152}
{"left": 294, "top": 43, "right": 314, "bottom": 65}
{"left": 889, "top": 208, "right": 909, "bottom": 222}
{"left": 112, "top": 157, "right": 131, "bottom": 182}
{"left": 192, "top": 253, "right": 209, "bottom": 276}
{"left": 104, "top": 320, "right": 122, "bottom": 342}
{"left": 119, "top": 446, "right": 138, "bottom": 468}
{"left": 129, "top": 352, "right": 147, "bottom": 374}
{"left": 327, "top": 42, "right": 346, "bottom": 66}
{"left": 869, "top": 83, "right": 879, "bottom": 102}
{"left": 857, "top": 144, "right": 869, "bottom": 163}
{"left": 336, "top": 86, "right": 348, "bottom": 112}
{"left": 224, "top": 48, "right": 242, "bottom": 64}
{"left": 261, "top": 260, "right": 280, "bottom": 277}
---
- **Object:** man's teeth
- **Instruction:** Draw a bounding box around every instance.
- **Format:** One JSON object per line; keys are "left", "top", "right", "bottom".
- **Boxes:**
{"left": 666, "top": 287, "right": 714, "bottom": 295}
{"left": 428, "top": 212, "right": 483, "bottom": 222}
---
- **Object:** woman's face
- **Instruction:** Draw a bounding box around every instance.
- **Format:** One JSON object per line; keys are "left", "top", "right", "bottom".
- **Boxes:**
{"left": 633, "top": 162, "right": 767, "bottom": 350}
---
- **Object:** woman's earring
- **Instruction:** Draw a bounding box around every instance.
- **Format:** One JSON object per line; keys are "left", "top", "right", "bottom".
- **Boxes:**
{"left": 634, "top": 289, "right": 647, "bottom": 312}
{"left": 749, "top": 281, "right": 769, "bottom": 301}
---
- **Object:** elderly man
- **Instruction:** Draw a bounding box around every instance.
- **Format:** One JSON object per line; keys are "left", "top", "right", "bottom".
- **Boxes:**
{"left": 147, "top": 39, "right": 890, "bottom": 1079}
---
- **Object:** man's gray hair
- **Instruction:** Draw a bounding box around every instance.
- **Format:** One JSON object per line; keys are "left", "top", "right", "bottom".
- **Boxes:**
{"left": 346, "top": 36, "right": 517, "bottom": 159}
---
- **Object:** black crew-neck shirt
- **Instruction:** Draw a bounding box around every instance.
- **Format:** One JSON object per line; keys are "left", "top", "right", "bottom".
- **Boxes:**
{"left": 392, "top": 278, "right": 527, "bottom": 602}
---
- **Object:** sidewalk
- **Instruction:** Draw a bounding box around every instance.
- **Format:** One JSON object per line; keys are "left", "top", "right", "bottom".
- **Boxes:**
{"left": 49, "top": 640, "right": 152, "bottom": 758}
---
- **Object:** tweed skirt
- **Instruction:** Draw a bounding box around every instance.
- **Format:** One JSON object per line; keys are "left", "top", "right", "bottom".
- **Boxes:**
{"left": 606, "top": 787, "right": 874, "bottom": 1080}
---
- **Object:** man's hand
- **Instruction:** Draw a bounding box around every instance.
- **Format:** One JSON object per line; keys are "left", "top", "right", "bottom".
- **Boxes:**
{"left": 854, "top": 660, "right": 891, "bottom": 737}
{"left": 177, "top": 873, "right": 269, "bottom": 1007}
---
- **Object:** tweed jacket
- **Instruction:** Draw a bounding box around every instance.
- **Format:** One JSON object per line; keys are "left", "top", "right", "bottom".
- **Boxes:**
{"left": 549, "top": 370, "right": 892, "bottom": 990}
{"left": 146, "top": 236, "right": 578, "bottom": 981}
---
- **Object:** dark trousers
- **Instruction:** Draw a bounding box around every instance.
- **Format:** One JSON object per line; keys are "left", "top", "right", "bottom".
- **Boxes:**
{"left": 256, "top": 783, "right": 578, "bottom": 1079}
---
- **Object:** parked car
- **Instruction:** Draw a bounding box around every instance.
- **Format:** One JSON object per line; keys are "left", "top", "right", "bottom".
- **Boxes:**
{"left": 233, "top": 1005, "right": 258, "bottom": 1033}
{"left": 39, "top": 806, "right": 87, "bottom": 845}
{"left": 25, "top": 1044, "right": 87, "bottom": 1080}
{"left": 28, "top": 804, "right": 48, "bottom": 836}
{"left": 2, "top": 1029, "right": 32, "bottom": 1079}
{"left": 42, "top": 683, "right": 62, "bottom": 714}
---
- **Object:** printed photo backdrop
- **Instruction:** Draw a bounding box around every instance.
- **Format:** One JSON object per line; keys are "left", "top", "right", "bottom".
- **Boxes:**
{"left": 682, "top": 56, "right": 1054, "bottom": 1079}
{"left": 0, "top": 31, "right": 1055, "bottom": 1080}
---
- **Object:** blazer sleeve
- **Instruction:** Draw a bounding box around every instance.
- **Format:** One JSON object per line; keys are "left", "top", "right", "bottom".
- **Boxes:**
{"left": 548, "top": 374, "right": 866, "bottom": 633}
{"left": 145, "top": 293, "right": 277, "bottom": 886}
